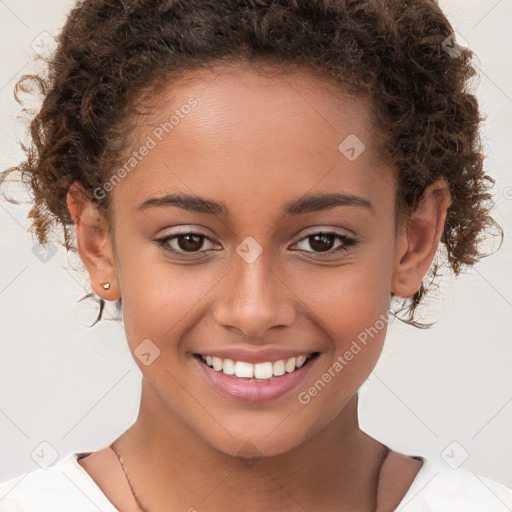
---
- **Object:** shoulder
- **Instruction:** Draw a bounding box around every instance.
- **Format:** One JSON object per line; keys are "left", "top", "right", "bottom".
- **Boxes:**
{"left": 0, "top": 452, "right": 117, "bottom": 512}
{"left": 395, "top": 457, "right": 512, "bottom": 512}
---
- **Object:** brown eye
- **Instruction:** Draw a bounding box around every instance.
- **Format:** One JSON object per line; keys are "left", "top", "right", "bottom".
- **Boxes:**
{"left": 155, "top": 231, "right": 218, "bottom": 256}
{"left": 293, "top": 231, "right": 359, "bottom": 258}
{"left": 308, "top": 233, "right": 337, "bottom": 252}
{"left": 175, "top": 233, "right": 205, "bottom": 252}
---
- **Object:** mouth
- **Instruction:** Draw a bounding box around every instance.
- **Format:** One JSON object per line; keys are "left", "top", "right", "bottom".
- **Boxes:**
{"left": 193, "top": 352, "right": 319, "bottom": 381}
{"left": 192, "top": 351, "right": 320, "bottom": 402}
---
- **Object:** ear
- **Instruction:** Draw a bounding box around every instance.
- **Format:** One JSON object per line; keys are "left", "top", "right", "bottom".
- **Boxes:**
{"left": 66, "top": 181, "right": 120, "bottom": 300}
{"left": 391, "top": 178, "right": 451, "bottom": 298}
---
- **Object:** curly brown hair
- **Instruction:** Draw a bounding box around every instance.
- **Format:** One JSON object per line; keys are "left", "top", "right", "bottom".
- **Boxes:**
{"left": 1, "top": 0, "right": 502, "bottom": 328}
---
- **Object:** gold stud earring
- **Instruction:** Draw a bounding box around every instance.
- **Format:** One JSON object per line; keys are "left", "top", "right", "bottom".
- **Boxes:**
{"left": 100, "top": 282, "right": 111, "bottom": 290}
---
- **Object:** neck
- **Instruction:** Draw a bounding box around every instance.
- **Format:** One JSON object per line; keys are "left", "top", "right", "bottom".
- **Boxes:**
{"left": 114, "top": 378, "right": 388, "bottom": 512}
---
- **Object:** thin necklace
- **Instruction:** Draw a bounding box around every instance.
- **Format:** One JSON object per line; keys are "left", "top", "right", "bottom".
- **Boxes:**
{"left": 110, "top": 440, "right": 389, "bottom": 512}
{"left": 110, "top": 440, "right": 149, "bottom": 512}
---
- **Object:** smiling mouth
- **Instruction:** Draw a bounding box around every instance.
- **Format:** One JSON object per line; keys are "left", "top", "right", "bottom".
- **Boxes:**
{"left": 193, "top": 352, "right": 320, "bottom": 381}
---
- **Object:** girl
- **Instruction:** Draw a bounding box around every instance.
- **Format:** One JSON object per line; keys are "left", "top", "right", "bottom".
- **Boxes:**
{"left": 1, "top": 0, "right": 511, "bottom": 510}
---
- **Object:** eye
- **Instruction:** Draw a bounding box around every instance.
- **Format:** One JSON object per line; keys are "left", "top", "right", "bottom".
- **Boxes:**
{"left": 292, "top": 231, "right": 359, "bottom": 258}
{"left": 155, "top": 229, "right": 359, "bottom": 259}
{"left": 155, "top": 231, "right": 219, "bottom": 257}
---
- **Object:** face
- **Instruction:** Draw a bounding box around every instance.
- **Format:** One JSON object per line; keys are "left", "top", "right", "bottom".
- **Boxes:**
{"left": 81, "top": 63, "right": 416, "bottom": 457}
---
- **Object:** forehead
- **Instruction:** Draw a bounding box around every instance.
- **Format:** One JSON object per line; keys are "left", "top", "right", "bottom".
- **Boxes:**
{"left": 144, "top": 61, "right": 377, "bottom": 156}
{"left": 112, "top": 62, "right": 395, "bottom": 220}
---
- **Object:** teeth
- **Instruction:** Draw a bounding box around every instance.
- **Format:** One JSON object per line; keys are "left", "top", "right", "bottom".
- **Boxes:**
{"left": 296, "top": 355, "right": 307, "bottom": 368}
{"left": 254, "top": 362, "right": 273, "bottom": 379}
{"left": 234, "top": 361, "right": 253, "bottom": 378}
{"left": 284, "top": 357, "right": 296, "bottom": 373}
{"left": 222, "top": 358, "right": 235, "bottom": 375}
{"left": 200, "top": 353, "right": 314, "bottom": 380}
{"left": 273, "top": 360, "right": 285, "bottom": 376}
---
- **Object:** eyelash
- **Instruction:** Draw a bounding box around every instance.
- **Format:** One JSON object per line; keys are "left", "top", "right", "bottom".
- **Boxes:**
{"left": 155, "top": 230, "right": 359, "bottom": 259}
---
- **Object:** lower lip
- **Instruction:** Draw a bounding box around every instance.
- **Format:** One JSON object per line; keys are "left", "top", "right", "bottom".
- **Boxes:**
{"left": 194, "top": 354, "right": 319, "bottom": 403}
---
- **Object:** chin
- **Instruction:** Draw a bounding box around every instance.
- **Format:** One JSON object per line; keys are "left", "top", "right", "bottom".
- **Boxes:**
{"left": 197, "top": 421, "right": 312, "bottom": 460}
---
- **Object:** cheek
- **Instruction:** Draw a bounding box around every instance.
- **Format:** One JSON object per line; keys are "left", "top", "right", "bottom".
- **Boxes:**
{"left": 298, "top": 253, "right": 391, "bottom": 333}
{"left": 294, "top": 252, "right": 392, "bottom": 376}
{"left": 116, "top": 241, "right": 220, "bottom": 348}
{"left": 293, "top": 268, "right": 389, "bottom": 426}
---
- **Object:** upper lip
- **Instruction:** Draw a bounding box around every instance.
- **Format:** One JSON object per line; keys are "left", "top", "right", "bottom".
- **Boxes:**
{"left": 194, "top": 347, "right": 318, "bottom": 364}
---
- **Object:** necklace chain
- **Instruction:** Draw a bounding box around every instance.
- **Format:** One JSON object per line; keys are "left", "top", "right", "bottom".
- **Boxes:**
{"left": 110, "top": 440, "right": 148, "bottom": 512}
{"left": 110, "top": 439, "right": 389, "bottom": 512}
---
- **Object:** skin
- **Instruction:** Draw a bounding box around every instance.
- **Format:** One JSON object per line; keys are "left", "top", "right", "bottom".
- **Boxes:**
{"left": 67, "top": 62, "right": 451, "bottom": 511}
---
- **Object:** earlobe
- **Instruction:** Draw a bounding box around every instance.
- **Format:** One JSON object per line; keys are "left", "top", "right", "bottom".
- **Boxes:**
{"left": 66, "top": 181, "right": 120, "bottom": 300}
{"left": 391, "top": 179, "right": 451, "bottom": 298}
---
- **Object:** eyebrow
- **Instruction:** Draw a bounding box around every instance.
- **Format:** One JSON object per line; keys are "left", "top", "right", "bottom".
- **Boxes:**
{"left": 136, "top": 191, "right": 373, "bottom": 216}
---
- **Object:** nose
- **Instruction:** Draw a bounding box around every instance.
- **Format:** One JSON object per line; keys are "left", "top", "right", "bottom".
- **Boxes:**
{"left": 212, "top": 250, "right": 296, "bottom": 339}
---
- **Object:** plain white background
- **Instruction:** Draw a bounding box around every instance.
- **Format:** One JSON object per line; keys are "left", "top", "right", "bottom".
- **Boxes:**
{"left": 1, "top": 0, "right": 511, "bottom": 490}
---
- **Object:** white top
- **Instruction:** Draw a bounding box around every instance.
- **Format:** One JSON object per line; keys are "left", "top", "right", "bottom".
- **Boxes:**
{"left": 1, "top": 452, "right": 511, "bottom": 511}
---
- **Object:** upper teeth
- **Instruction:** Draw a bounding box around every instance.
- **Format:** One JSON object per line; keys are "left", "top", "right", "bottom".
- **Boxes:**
{"left": 200, "top": 354, "right": 312, "bottom": 380}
